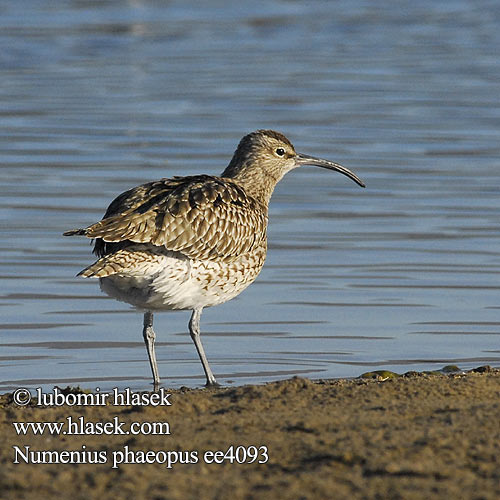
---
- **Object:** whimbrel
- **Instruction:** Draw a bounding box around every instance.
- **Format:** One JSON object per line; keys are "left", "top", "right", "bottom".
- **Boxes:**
{"left": 64, "top": 130, "right": 365, "bottom": 387}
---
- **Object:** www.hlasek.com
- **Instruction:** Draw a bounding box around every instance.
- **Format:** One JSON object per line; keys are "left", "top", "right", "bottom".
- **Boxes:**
{"left": 10, "top": 387, "right": 269, "bottom": 469}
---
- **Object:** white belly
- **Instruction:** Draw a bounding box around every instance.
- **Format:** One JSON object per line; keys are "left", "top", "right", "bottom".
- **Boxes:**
{"left": 99, "top": 248, "right": 265, "bottom": 311}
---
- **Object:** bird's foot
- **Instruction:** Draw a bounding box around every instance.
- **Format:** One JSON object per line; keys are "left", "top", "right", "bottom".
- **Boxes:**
{"left": 205, "top": 379, "right": 220, "bottom": 388}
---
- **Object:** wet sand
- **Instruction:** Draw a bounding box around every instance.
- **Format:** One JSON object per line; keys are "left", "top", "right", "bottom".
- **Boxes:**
{"left": 1, "top": 368, "right": 499, "bottom": 499}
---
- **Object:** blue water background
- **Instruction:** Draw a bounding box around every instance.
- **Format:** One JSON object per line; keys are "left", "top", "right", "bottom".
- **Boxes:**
{"left": 1, "top": 0, "right": 499, "bottom": 391}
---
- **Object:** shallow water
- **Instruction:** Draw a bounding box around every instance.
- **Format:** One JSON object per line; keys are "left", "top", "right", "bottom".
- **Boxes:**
{"left": 1, "top": 0, "right": 500, "bottom": 391}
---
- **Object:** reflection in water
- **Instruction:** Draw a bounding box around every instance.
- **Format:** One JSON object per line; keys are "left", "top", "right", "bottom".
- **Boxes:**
{"left": 1, "top": 0, "right": 500, "bottom": 391}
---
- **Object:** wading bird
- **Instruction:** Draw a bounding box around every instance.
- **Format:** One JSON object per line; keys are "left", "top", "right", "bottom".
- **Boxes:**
{"left": 64, "top": 130, "right": 365, "bottom": 387}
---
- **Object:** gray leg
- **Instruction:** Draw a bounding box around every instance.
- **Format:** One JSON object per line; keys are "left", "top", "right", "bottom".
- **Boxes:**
{"left": 189, "top": 308, "right": 218, "bottom": 387}
{"left": 143, "top": 311, "right": 160, "bottom": 388}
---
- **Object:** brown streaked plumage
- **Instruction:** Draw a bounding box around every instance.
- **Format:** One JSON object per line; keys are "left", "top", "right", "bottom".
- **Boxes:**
{"left": 67, "top": 175, "right": 268, "bottom": 267}
{"left": 64, "top": 129, "right": 365, "bottom": 388}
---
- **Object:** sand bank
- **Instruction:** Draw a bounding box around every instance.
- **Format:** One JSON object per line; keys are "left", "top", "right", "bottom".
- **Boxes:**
{"left": 1, "top": 368, "right": 499, "bottom": 499}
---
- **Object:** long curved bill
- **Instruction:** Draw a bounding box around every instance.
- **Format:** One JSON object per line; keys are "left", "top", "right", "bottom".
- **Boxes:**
{"left": 295, "top": 153, "right": 365, "bottom": 188}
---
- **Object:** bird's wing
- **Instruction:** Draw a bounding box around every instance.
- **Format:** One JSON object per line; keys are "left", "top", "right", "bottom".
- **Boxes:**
{"left": 69, "top": 175, "right": 268, "bottom": 262}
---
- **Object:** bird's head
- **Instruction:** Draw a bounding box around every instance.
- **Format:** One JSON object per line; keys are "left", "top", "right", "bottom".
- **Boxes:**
{"left": 222, "top": 129, "right": 365, "bottom": 202}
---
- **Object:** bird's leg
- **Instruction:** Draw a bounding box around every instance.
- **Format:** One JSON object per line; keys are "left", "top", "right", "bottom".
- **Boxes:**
{"left": 143, "top": 311, "right": 160, "bottom": 390}
{"left": 189, "top": 308, "right": 218, "bottom": 387}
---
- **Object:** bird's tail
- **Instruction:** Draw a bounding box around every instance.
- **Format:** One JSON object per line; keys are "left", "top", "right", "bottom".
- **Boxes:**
{"left": 63, "top": 228, "right": 87, "bottom": 236}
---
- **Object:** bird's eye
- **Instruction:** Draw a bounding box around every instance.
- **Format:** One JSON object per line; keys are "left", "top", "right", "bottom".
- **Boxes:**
{"left": 275, "top": 148, "right": 285, "bottom": 156}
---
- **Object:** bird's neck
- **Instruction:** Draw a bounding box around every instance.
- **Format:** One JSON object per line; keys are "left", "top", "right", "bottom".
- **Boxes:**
{"left": 221, "top": 164, "right": 281, "bottom": 206}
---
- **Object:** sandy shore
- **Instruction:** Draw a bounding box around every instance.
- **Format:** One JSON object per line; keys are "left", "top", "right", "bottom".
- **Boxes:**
{"left": 1, "top": 368, "right": 499, "bottom": 499}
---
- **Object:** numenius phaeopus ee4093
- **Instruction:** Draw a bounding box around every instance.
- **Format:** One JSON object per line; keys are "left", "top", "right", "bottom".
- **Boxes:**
{"left": 64, "top": 130, "right": 365, "bottom": 387}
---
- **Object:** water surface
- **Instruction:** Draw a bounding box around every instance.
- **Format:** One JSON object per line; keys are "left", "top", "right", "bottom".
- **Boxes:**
{"left": 1, "top": 0, "right": 499, "bottom": 391}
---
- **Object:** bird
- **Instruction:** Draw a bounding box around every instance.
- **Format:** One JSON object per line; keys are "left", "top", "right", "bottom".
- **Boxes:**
{"left": 64, "top": 130, "right": 365, "bottom": 388}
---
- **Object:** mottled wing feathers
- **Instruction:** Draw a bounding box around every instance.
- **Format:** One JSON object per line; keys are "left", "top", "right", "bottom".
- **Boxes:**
{"left": 71, "top": 175, "right": 268, "bottom": 262}
{"left": 76, "top": 245, "right": 168, "bottom": 278}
